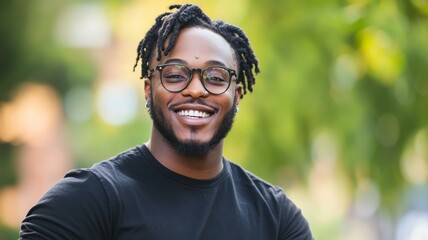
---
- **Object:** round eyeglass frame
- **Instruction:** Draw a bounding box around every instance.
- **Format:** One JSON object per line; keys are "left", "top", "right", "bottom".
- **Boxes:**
{"left": 147, "top": 63, "right": 237, "bottom": 95}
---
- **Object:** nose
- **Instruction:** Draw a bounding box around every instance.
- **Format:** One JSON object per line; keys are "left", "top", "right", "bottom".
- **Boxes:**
{"left": 180, "top": 71, "right": 207, "bottom": 98}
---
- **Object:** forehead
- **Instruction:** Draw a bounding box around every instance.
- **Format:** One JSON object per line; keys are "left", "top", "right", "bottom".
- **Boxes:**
{"left": 158, "top": 27, "right": 237, "bottom": 68}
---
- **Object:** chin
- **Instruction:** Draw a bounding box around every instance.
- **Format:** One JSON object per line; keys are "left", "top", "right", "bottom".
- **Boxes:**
{"left": 176, "top": 131, "right": 213, "bottom": 145}
{"left": 174, "top": 139, "right": 215, "bottom": 156}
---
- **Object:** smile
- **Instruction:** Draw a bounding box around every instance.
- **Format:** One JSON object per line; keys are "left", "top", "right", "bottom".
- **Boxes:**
{"left": 177, "top": 110, "right": 211, "bottom": 118}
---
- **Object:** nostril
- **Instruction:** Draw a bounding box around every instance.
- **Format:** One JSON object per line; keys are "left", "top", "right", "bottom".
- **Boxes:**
{"left": 181, "top": 77, "right": 206, "bottom": 98}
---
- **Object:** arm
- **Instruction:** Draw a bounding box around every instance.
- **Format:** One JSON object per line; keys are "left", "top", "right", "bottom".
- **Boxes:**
{"left": 19, "top": 169, "right": 115, "bottom": 240}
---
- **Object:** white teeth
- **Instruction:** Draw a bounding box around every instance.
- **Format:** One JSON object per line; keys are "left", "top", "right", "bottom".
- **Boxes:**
{"left": 177, "top": 110, "right": 210, "bottom": 118}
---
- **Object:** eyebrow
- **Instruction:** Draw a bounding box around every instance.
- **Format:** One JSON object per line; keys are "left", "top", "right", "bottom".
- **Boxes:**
{"left": 163, "top": 58, "right": 228, "bottom": 67}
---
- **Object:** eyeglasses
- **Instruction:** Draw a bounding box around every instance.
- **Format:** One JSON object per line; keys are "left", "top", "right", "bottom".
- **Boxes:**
{"left": 147, "top": 63, "right": 237, "bottom": 95}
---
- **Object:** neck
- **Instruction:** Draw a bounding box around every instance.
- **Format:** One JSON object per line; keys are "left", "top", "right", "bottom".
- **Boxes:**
{"left": 146, "top": 128, "right": 224, "bottom": 180}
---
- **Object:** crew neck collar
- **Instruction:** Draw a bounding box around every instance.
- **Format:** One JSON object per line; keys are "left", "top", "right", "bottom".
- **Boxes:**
{"left": 137, "top": 144, "right": 229, "bottom": 188}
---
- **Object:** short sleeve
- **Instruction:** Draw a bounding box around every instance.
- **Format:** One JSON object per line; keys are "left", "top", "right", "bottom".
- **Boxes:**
{"left": 278, "top": 191, "right": 314, "bottom": 240}
{"left": 19, "top": 169, "right": 115, "bottom": 240}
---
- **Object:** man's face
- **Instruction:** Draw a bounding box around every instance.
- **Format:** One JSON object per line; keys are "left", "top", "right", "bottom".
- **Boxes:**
{"left": 145, "top": 27, "right": 242, "bottom": 156}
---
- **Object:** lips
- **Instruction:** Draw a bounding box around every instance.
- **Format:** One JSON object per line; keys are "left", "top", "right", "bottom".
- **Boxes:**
{"left": 171, "top": 102, "right": 216, "bottom": 121}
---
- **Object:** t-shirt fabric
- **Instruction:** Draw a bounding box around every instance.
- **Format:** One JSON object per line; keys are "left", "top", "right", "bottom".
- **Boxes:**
{"left": 20, "top": 145, "right": 313, "bottom": 239}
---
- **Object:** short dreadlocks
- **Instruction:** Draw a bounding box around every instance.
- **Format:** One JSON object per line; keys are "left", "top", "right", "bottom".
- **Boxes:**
{"left": 133, "top": 4, "right": 259, "bottom": 97}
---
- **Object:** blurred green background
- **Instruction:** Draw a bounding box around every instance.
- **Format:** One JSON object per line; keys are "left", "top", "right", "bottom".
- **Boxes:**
{"left": 1, "top": 0, "right": 428, "bottom": 239}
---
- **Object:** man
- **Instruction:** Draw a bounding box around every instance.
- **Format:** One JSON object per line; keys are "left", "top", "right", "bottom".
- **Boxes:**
{"left": 20, "top": 4, "right": 313, "bottom": 239}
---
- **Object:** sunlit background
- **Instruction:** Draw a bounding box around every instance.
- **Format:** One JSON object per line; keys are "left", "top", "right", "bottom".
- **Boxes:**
{"left": 1, "top": 0, "right": 428, "bottom": 239}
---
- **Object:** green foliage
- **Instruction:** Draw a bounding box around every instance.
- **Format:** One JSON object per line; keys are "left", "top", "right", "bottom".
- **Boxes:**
{"left": 0, "top": 224, "right": 18, "bottom": 240}
{"left": 0, "top": 0, "right": 96, "bottom": 100}
{"left": 0, "top": 143, "right": 16, "bottom": 187}
{"left": 226, "top": 0, "right": 428, "bottom": 210}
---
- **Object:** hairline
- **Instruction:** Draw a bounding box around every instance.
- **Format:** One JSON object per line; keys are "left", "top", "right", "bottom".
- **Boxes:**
{"left": 149, "top": 25, "right": 240, "bottom": 72}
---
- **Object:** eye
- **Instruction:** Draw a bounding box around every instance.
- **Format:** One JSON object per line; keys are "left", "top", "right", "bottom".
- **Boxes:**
{"left": 205, "top": 76, "right": 227, "bottom": 86}
{"left": 204, "top": 68, "right": 229, "bottom": 85}
{"left": 162, "top": 65, "right": 189, "bottom": 83}
{"left": 164, "top": 74, "right": 187, "bottom": 82}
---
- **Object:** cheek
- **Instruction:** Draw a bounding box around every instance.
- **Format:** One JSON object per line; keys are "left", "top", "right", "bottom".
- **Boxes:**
{"left": 151, "top": 82, "right": 168, "bottom": 102}
{"left": 220, "top": 91, "right": 236, "bottom": 110}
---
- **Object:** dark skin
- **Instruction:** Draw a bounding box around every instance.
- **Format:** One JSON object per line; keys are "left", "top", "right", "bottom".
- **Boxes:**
{"left": 144, "top": 27, "right": 242, "bottom": 180}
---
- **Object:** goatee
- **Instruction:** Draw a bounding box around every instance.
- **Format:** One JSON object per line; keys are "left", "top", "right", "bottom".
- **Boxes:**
{"left": 149, "top": 94, "right": 237, "bottom": 157}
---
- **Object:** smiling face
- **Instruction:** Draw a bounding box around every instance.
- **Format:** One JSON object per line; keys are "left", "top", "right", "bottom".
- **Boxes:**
{"left": 145, "top": 27, "right": 242, "bottom": 156}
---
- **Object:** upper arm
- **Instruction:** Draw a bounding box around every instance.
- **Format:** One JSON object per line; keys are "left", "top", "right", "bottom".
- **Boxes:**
{"left": 19, "top": 169, "right": 115, "bottom": 240}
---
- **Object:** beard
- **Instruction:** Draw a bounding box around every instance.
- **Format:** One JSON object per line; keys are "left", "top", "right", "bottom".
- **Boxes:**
{"left": 149, "top": 94, "right": 237, "bottom": 157}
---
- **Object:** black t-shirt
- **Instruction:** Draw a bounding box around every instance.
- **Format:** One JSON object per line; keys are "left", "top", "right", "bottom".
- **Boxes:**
{"left": 20, "top": 145, "right": 313, "bottom": 239}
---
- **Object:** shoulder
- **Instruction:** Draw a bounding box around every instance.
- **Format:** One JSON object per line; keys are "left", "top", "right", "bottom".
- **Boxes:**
{"left": 90, "top": 145, "right": 143, "bottom": 173}
{"left": 20, "top": 146, "right": 144, "bottom": 239}
{"left": 55, "top": 146, "right": 142, "bottom": 198}
{"left": 41, "top": 168, "right": 107, "bottom": 204}
{"left": 20, "top": 168, "right": 114, "bottom": 239}
{"left": 226, "top": 160, "right": 291, "bottom": 218}
{"left": 227, "top": 160, "right": 285, "bottom": 200}
{"left": 88, "top": 145, "right": 143, "bottom": 184}
{"left": 226, "top": 160, "right": 313, "bottom": 240}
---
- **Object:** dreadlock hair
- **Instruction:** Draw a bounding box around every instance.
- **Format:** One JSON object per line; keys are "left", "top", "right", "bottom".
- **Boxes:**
{"left": 133, "top": 4, "right": 260, "bottom": 97}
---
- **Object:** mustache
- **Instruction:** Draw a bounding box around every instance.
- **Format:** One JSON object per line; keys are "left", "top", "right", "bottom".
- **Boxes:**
{"left": 169, "top": 98, "right": 217, "bottom": 110}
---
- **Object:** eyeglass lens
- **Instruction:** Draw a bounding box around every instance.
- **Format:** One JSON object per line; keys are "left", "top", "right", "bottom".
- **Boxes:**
{"left": 160, "top": 64, "right": 231, "bottom": 94}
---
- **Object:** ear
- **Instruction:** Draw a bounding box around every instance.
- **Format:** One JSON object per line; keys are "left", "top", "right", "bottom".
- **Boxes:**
{"left": 234, "top": 83, "right": 243, "bottom": 106}
{"left": 144, "top": 78, "right": 151, "bottom": 101}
